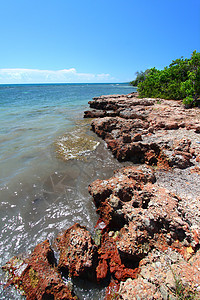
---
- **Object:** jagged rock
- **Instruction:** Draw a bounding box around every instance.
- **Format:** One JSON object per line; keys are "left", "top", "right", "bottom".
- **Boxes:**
{"left": 89, "top": 166, "right": 199, "bottom": 264}
{"left": 138, "top": 248, "right": 200, "bottom": 299}
{"left": 84, "top": 109, "right": 107, "bottom": 118}
{"left": 119, "top": 278, "right": 163, "bottom": 300}
{"left": 55, "top": 223, "right": 97, "bottom": 280}
{"left": 86, "top": 93, "right": 200, "bottom": 170}
{"left": 117, "top": 248, "right": 200, "bottom": 299}
{"left": 2, "top": 240, "right": 78, "bottom": 300}
{"left": 104, "top": 280, "right": 120, "bottom": 300}
{"left": 96, "top": 232, "right": 139, "bottom": 282}
{"left": 88, "top": 166, "right": 156, "bottom": 227}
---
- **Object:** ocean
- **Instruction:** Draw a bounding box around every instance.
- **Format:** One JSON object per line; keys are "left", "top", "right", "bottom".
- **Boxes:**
{"left": 0, "top": 83, "right": 136, "bottom": 299}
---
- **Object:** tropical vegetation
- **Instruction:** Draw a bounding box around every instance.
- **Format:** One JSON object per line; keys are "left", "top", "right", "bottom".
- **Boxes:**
{"left": 130, "top": 51, "right": 200, "bottom": 107}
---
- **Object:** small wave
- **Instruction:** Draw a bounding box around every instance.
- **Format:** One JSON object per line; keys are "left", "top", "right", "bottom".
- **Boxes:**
{"left": 55, "top": 123, "right": 100, "bottom": 161}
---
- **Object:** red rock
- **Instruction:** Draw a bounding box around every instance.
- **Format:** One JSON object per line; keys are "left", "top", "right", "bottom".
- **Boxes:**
{"left": 89, "top": 166, "right": 156, "bottom": 228}
{"left": 2, "top": 240, "right": 78, "bottom": 300}
{"left": 96, "top": 233, "right": 139, "bottom": 282}
{"left": 55, "top": 223, "right": 97, "bottom": 280}
{"left": 89, "top": 165, "right": 199, "bottom": 266}
{"left": 196, "top": 155, "right": 200, "bottom": 162}
{"left": 104, "top": 280, "right": 120, "bottom": 300}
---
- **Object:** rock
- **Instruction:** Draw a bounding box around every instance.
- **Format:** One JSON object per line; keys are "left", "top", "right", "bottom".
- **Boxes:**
{"left": 88, "top": 166, "right": 156, "bottom": 228}
{"left": 119, "top": 109, "right": 148, "bottom": 120}
{"left": 195, "top": 126, "right": 200, "bottom": 133}
{"left": 89, "top": 166, "right": 199, "bottom": 265}
{"left": 84, "top": 109, "right": 107, "bottom": 118}
{"left": 138, "top": 248, "right": 200, "bottom": 299}
{"left": 55, "top": 223, "right": 97, "bottom": 280}
{"left": 196, "top": 155, "right": 200, "bottom": 162}
{"left": 96, "top": 232, "right": 139, "bottom": 282}
{"left": 118, "top": 278, "right": 163, "bottom": 299}
{"left": 104, "top": 279, "right": 120, "bottom": 300}
{"left": 2, "top": 240, "right": 78, "bottom": 300}
{"left": 84, "top": 109, "right": 118, "bottom": 118}
{"left": 86, "top": 93, "right": 200, "bottom": 170}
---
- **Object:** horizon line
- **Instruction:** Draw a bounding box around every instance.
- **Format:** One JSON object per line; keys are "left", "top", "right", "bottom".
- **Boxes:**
{"left": 0, "top": 82, "right": 131, "bottom": 85}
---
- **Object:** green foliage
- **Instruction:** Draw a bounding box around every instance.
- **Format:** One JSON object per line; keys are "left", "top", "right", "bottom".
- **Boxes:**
{"left": 174, "top": 275, "right": 197, "bottom": 299}
{"left": 182, "top": 96, "right": 195, "bottom": 108}
{"left": 132, "top": 51, "right": 200, "bottom": 107}
{"left": 130, "top": 69, "right": 150, "bottom": 86}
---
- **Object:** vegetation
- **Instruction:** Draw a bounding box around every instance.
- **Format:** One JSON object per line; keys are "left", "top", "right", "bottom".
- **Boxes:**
{"left": 130, "top": 51, "right": 200, "bottom": 107}
{"left": 173, "top": 273, "right": 197, "bottom": 299}
{"left": 130, "top": 69, "right": 150, "bottom": 86}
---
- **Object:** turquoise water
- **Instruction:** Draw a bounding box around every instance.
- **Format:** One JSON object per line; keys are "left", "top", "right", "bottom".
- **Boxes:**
{"left": 0, "top": 83, "right": 135, "bottom": 299}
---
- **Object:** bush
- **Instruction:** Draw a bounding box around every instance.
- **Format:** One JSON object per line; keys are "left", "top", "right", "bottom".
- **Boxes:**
{"left": 131, "top": 51, "right": 200, "bottom": 107}
{"left": 130, "top": 69, "right": 150, "bottom": 86}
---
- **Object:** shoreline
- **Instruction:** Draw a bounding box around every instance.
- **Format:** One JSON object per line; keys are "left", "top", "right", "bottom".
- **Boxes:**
{"left": 2, "top": 92, "right": 200, "bottom": 299}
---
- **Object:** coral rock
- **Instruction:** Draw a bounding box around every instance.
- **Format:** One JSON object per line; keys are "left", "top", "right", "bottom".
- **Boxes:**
{"left": 2, "top": 240, "right": 78, "bottom": 300}
{"left": 55, "top": 223, "right": 97, "bottom": 280}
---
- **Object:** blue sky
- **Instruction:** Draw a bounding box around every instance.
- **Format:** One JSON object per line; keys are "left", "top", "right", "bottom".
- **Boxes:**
{"left": 0, "top": 0, "right": 199, "bottom": 83}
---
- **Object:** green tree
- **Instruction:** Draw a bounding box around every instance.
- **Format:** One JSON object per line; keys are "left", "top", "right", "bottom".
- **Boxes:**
{"left": 130, "top": 69, "right": 150, "bottom": 86}
{"left": 131, "top": 51, "right": 200, "bottom": 107}
{"left": 181, "top": 50, "right": 200, "bottom": 107}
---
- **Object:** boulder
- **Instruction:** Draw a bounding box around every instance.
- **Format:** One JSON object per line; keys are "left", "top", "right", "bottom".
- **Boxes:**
{"left": 2, "top": 240, "right": 78, "bottom": 300}
{"left": 55, "top": 223, "right": 97, "bottom": 280}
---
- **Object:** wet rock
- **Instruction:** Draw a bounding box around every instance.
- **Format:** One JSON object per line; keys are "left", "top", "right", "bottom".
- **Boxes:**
{"left": 55, "top": 223, "right": 97, "bottom": 280}
{"left": 2, "top": 240, "right": 78, "bottom": 300}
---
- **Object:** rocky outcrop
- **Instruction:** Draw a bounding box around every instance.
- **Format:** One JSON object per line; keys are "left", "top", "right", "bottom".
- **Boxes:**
{"left": 55, "top": 223, "right": 97, "bottom": 280}
{"left": 96, "top": 232, "right": 139, "bottom": 283}
{"left": 85, "top": 93, "right": 200, "bottom": 169}
{"left": 2, "top": 240, "right": 78, "bottom": 300}
{"left": 89, "top": 165, "right": 200, "bottom": 298}
{"left": 119, "top": 248, "right": 200, "bottom": 300}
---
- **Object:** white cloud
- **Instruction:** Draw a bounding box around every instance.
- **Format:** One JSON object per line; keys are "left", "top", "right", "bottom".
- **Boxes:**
{"left": 0, "top": 68, "right": 114, "bottom": 84}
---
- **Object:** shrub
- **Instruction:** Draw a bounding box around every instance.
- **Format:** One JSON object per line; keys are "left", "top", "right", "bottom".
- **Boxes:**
{"left": 131, "top": 51, "right": 200, "bottom": 107}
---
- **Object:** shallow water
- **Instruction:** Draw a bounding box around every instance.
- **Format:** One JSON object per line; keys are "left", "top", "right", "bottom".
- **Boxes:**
{"left": 0, "top": 83, "right": 135, "bottom": 299}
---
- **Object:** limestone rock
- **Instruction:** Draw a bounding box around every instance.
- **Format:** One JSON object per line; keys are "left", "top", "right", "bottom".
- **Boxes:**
{"left": 2, "top": 240, "right": 78, "bottom": 300}
{"left": 55, "top": 223, "right": 97, "bottom": 280}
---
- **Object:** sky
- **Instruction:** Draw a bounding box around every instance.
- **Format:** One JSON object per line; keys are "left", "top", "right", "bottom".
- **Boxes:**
{"left": 0, "top": 0, "right": 199, "bottom": 84}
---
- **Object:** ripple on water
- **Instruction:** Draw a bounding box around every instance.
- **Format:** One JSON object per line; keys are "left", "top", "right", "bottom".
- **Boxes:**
{"left": 55, "top": 120, "right": 100, "bottom": 161}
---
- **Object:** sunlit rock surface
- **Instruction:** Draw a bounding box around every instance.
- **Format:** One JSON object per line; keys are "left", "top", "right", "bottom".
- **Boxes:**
{"left": 2, "top": 240, "right": 78, "bottom": 300}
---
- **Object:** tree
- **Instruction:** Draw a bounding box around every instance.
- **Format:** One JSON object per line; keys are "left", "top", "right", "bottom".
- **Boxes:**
{"left": 130, "top": 69, "right": 150, "bottom": 86}
{"left": 181, "top": 50, "right": 200, "bottom": 107}
{"left": 131, "top": 51, "right": 200, "bottom": 107}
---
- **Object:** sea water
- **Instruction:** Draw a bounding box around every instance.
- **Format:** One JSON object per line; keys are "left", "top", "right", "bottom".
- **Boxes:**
{"left": 0, "top": 83, "right": 136, "bottom": 299}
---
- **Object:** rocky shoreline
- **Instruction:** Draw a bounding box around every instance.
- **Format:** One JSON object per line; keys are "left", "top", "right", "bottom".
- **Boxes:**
{"left": 2, "top": 92, "right": 200, "bottom": 299}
